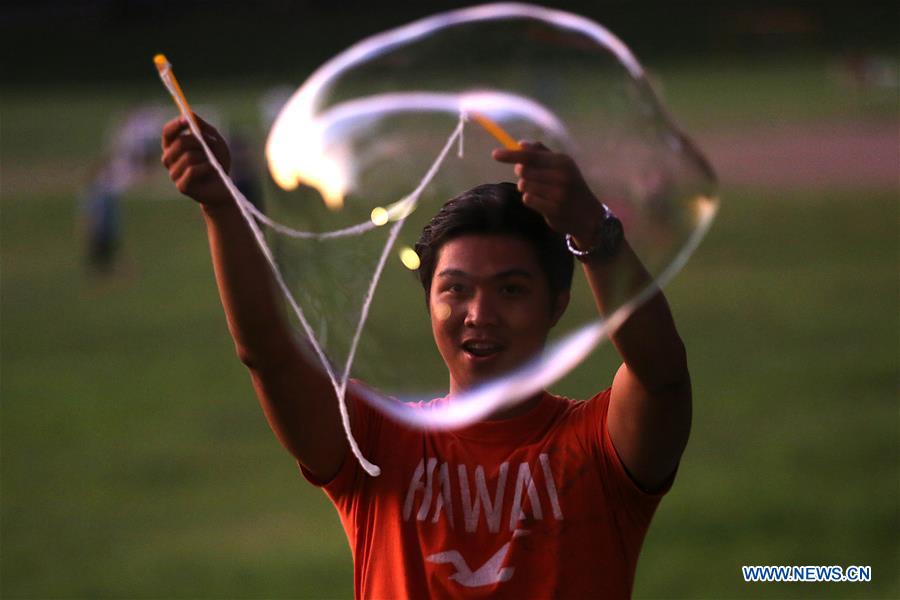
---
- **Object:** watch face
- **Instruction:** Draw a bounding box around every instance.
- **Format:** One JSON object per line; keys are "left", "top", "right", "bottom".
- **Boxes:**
{"left": 600, "top": 215, "right": 624, "bottom": 257}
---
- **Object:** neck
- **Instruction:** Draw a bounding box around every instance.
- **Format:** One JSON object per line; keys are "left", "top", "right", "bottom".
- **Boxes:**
{"left": 448, "top": 380, "right": 544, "bottom": 421}
{"left": 485, "top": 392, "right": 544, "bottom": 421}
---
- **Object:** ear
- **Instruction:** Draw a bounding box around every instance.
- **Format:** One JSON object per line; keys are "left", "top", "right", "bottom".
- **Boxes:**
{"left": 550, "top": 290, "right": 570, "bottom": 327}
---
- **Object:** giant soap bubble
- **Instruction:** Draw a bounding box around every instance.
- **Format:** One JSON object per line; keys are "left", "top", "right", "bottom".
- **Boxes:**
{"left": 239, "top": 3, "right": 718, "bottom": 475}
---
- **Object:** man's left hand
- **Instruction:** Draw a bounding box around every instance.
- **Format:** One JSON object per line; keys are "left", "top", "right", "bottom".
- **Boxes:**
{"left": 493, "top": 142, "right": 604, "bottom": 247}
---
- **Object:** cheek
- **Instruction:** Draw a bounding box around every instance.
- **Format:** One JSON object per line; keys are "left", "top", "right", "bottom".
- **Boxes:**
{"left": 509, "top": 298, "right": 555, "bottom": 337}
{"left": 430, "top": 299, "right": 457, "bottom": 342}
{"left": 433, "top": 301, "right": 452, "bottom": 322}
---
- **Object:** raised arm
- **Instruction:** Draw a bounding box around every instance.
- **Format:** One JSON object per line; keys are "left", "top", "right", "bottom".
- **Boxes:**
{"left": 494, "top": 142, "right": 691, "bottom": 491}
{"left": 161, "top": 115, "right": 347, "bottom": 481}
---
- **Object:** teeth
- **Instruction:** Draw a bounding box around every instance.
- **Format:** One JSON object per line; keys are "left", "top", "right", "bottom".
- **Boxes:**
{"left": 463, "top": 342, "right": 501, "bottom": 356}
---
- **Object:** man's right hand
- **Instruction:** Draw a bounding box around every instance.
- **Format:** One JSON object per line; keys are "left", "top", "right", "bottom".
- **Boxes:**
{"left": 161, "top": 115, "right": 232, "bottom": 207}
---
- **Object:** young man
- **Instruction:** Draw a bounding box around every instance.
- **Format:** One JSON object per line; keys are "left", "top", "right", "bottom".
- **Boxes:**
{"left": 161, "top": 115, "right": 691, "bottom": 598}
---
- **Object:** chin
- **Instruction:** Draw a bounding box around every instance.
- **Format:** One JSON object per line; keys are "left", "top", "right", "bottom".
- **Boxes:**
{"left": 457, "top": 363, "right": 512, "bottom": 390}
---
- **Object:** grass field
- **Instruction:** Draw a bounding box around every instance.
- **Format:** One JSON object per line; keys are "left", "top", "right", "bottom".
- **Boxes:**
{"left": 2, "top": 57, "right": 897, "bottom": 598}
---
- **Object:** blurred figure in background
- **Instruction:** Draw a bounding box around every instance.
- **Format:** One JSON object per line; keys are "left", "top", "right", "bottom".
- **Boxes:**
{"left": 80, "top": 160, "right": 122, "bottom": 276}
{"left": 79, "top": 106, "right": 168, "bottom": 279}
{"left": 79, "top": 104, "right": 234, "bottom": 279}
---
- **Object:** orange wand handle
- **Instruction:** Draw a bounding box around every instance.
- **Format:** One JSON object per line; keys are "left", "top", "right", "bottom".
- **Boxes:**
{"left": 154, "top": 53, "right": 193, "bottom": 119}
{"left": 470, "top": 112, "right": 521, "bottom": 150}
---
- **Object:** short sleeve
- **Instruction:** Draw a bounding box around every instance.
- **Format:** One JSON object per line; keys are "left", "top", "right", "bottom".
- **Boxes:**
{"left": 298, "top": 386, "right": 384, "bottom": 503}
{"left": 574, "top": 389, "right": 674, "bottom": 524}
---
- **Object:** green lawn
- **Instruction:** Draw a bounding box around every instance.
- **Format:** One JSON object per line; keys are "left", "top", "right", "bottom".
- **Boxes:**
{"left": 635, "top": 186, "right": 897, "bottom": 599}
{"left": 653, "top": 56, "right": 898, "bottom": 130}
{"left": 2, "top": 57, "right": 897, "bottom": 598}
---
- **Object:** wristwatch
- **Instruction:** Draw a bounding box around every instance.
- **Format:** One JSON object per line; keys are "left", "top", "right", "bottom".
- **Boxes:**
{"left": 565, "top": 203, "right": 624, "bottom": 261}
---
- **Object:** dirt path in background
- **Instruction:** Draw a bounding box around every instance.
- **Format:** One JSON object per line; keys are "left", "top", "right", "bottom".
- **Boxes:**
{"left": 2, "top": 119, "right": 896, "bottom": 198}
{"left": 693, "top": 120, "right": 898, "bottom": 190}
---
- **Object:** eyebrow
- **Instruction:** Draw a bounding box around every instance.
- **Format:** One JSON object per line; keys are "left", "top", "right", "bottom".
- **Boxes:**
{"left": 436, "top": 268, "right": 534, "bottom": 280}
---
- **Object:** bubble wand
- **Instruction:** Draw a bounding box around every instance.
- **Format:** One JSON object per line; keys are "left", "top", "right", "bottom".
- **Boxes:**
{"left": 154, "top": 54, "right": 194, "bottom": 119}
{"left": 152, "top": 54, "right": 469, "bottom": 478}
{"left": 152, "top": 53, "right": 384, "bottom": 476}
{"left": 470, "top": 112, "right": 521, "bottom": 150}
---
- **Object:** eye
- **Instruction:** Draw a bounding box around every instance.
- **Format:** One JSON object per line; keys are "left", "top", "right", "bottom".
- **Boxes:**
{"left": 500, "top": 283, "right": 528, "bottom": 296}
{"left": 441, "top": 282, "right": 466, "bottom": 295}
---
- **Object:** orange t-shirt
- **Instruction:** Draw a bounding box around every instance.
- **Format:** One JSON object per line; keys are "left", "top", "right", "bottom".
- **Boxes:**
{"left": 301, "top": 388, "right": 671, "bottom": 599}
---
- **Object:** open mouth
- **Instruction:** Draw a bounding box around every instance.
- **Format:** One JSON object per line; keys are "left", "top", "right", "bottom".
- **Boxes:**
{"left": 461, "top": 340, "right": 505, "bottom": 359}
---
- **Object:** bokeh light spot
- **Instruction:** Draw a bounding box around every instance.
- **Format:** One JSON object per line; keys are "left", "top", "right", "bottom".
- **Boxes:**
{"left": 371, "top": 207, "right": 389, "bottom": 226}
{"left": 399, "top": 246, "right": 421, "bottom": 270}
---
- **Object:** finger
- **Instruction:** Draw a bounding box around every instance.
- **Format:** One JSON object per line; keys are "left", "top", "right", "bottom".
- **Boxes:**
{"left": 161, "top": 134, "right": 204, "bottom": 167}
{"left": 190, "top": 113, "right": 231, "bottom": 169}
{"left": 175, "top": 163, "right": 217, "bottom": 194}
{"left": 163, "top": 112, "right": 222, "bottom": 146}
{"left": 170, "top": 150, "right": 208, "bottom": 182}
{"left": 521, "top": 192, "right": 554, "bottom": 214}
{"left": 493, "top": 148, "right": 569, "bottom": 168}
{"left": 191, "top": 112, "right": 213, "bottom": 131}
{"left": 492, "top": 147, "right": 542, "bottom": 163}
{"left": 518, "top": 179, "right": 560, "bottom": 201}
{"left": 162, "top": 117, "right": 189, "bottom": 147}
{"left": 191, "top": 113, "right": 223, "bottom": 142}
{"left": 515, "top": 164, "right": 570, "bottom": 183}
{"left": 491, "top": 139, "right": 545, "bottom": 160}
{"left": 520, "top": 140, "right": 550, "bottom": 151}
{"left": 191, "top": 114, "right": 230, "bottom": 156}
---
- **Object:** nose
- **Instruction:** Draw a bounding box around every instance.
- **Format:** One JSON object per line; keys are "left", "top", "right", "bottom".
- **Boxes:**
{"left": 464, "top": 290, "right": 500, "bottom": 328}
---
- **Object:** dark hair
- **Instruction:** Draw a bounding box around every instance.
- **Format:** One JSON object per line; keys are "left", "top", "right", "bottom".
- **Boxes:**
{"left": 414, "top": 182, "right": 574, "bottom": 305}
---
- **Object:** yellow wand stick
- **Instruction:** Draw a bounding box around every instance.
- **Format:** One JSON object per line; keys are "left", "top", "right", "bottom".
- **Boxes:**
{"left": 154, "top": 53, "right": 194, "bottom": 119}
{"left": 470, "top": 112, "right": 521, "bottom": 150}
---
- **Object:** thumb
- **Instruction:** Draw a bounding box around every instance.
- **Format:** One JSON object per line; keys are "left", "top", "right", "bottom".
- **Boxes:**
{"left": 521, "top": 140, "right": 551, "bottom": 152}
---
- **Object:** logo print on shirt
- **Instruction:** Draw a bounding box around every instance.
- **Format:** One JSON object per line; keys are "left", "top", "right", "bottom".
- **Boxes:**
{"left": 426, "top": 529, "right": 530, "bottom": 587}
{"left": 403, "top": 453, "right": 563, "bottom": 532}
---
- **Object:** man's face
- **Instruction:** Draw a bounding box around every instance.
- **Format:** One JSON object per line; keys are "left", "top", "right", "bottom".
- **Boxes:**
{"left": 428, "top": 234, "right": 569, "bottom": 394}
